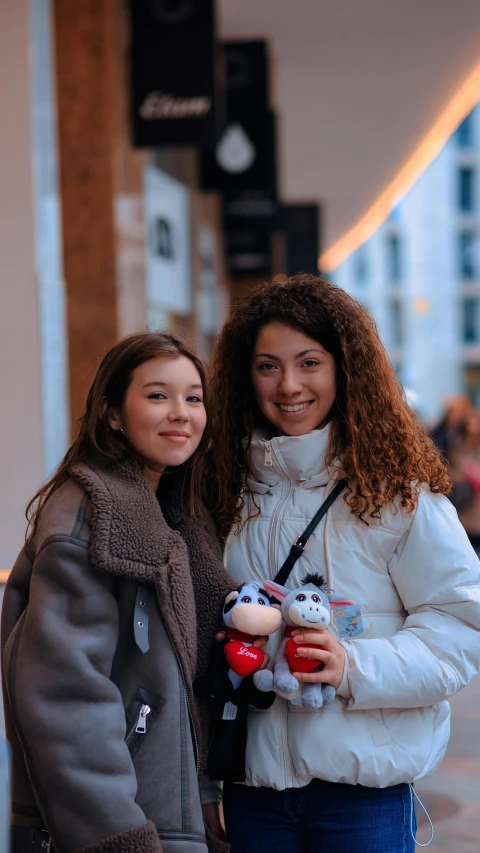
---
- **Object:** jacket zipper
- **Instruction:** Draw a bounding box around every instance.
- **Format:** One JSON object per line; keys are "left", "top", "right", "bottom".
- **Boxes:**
{"left": 262, "top": 440, "right": 297, "bottom": 789}
{"left": 262, "top": 440, "right": 273, "bottom": 466}
{"left": 125, "top": 703, "right": 151, "bottom": 744}
{"left": 7, "top": 614, "right": 61, "bottom": 853}
{"left": 266, "top": 443, "right": 295, "bottom": 578}
{"left": 156, "top": 591, "right": 200, "bottom": 773}
{"left": 282, "top": 700, "right": 294, "bottom": 788}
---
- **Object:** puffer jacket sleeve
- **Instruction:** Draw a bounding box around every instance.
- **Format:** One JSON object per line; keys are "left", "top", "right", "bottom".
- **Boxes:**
{"left": 340, "top": 491, "right": 480, "bottom": 710}
{"left": 3, "top": 537, "right": 162, "bottom": 853}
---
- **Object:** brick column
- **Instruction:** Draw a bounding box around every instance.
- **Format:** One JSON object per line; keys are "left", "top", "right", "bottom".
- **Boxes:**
{"left": 53, "top": 0, "right": 120, "bottom": 424}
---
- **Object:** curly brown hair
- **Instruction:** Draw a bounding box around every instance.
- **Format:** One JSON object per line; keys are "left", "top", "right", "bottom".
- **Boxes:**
{"left": 204, "top": 274, "right": 451, "bottom": 539}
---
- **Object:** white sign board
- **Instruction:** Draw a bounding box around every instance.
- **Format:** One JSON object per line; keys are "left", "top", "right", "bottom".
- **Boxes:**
{"left": 144, "top": 164, "right": 192, "bottom": 318}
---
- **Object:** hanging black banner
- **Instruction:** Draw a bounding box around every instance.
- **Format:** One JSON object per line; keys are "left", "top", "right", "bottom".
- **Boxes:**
{"left": 128, "top": 0, "right": 224, "bottom": 148}
{"left": 200, "top": 40, "right": 271, "bottom": 191}
{"left": 225, "top": 230, "right": 272, "bottom": 277}
{"left": 222, "top": 111, "right": 277, "bottom": 276}
{"left": 222, "top": 111, "right": 280, "bottom": 233}
{"left": 283, "top": 204, "right": 320, "bottom": 276}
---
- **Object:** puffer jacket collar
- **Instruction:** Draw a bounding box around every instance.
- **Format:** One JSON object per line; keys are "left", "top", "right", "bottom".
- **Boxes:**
{"left": 247, "top": 425, "right": 332, "bottom": 493}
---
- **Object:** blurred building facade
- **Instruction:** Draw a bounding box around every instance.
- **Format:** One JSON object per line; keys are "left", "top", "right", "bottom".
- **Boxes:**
{"left": 334, "top": 105, "right": 480, "bottom": 424}
{"left": 2, "top": 0, "right": 480, "bottom": 570}
{"left": 0, "top": 0, "right": 231, "bottom": 569}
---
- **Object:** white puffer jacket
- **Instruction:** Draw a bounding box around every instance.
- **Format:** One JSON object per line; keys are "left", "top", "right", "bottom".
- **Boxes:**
{"left": 224, "top": 426, "right": 480, "bottom": 789}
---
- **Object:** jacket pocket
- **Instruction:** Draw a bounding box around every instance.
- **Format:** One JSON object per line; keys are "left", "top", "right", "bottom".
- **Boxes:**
{"left": 365, "top": 706, "right": 436, "bottom": 778}
{"left": 379, "top": 706, "right": 434, "bottom": 748}
{"left": 364, "top": 709, "right": 392, "bottom": 747}
{"left": 124, "top": 686, "right": 164, "bottom": 758}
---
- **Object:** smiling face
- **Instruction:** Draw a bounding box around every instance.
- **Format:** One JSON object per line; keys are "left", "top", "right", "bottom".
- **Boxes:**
{"left": 251, "top": 323, "right": 337, "bottom": 436}
{"left": 108, "top": 355, "right": 207, "bottom": 490}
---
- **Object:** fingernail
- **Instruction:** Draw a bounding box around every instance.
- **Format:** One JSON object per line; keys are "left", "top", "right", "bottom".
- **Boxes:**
{"left": 294, "top": 635, "right": 304, "bottom": 643}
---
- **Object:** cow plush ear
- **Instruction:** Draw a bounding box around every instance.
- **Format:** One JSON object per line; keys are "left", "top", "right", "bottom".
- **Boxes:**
{"left": 224, "top": 590, "right": 239, "bottom": 607}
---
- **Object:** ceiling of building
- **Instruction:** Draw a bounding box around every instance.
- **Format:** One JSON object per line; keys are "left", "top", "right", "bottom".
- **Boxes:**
{"left": 219, "top": 0, "right": 480, "bottom": 267}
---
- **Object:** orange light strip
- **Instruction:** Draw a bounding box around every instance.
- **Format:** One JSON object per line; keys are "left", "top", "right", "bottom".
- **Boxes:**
{"left": 0, "top": 570, "right": 10, "bottom": 583}
{"left": 320, "top": 59, "right": 480, "bottom": 272}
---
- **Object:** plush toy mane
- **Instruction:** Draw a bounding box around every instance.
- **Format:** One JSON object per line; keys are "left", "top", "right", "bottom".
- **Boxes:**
{"left": 301, "top": 573, "right": 325, "bottom": 589}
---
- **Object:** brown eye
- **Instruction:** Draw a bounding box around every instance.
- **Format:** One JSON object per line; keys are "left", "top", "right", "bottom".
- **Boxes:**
{"left": 312, "top": 594, "right": 320, "bottom": 603}
{"left": 241, "top": 595, "right": 252, "bottom": 603}
{"left": 258, "top": 598, "right": 266, "bottom": 605}
{"left": 295, "top": 594, "right": 306, "bottom": 602}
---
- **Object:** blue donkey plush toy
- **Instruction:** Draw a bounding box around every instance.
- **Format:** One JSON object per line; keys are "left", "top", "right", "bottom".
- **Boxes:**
{"left": 254, "top": 573, "right": 353, "bottom": 709}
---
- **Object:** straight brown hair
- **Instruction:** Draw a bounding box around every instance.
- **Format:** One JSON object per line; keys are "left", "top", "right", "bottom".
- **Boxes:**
{"left": 26, "top": 331, "right": 208, "bottom": 538}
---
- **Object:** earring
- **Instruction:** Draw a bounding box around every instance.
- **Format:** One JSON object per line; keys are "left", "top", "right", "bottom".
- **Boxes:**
{"left": 117, "top": 427, "right": 125, "bottom": 436}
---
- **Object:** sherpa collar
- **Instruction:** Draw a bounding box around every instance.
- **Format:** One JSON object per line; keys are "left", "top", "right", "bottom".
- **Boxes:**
{"left": 69, "top": 459, "right": 187, "bottom": 582}
{"left": 68, "top": 460, "right": 230, "bottom": 694}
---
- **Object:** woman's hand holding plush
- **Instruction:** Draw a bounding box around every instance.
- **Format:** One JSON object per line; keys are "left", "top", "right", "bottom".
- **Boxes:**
{"left": 291, "top": 628, "right": 346, "bottom": 690}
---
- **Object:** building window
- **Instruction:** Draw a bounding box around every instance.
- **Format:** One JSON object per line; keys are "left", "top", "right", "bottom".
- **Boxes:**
{"left": 456, "top": 114, "right": 473, "bottom": 148}
{"left": 459, "top": 230, "right": 477, "bottom": 279}
{"left": 353, "top": 245, "right": 368, "bottom": 285}
{"left": 462, "top": 298, "right": 478, "bottom": 343}
{"left": 389, "top": 300, "right": 403, "bottom": 346}
{"left": 387, "top": 234, "right": 401, "bottom": 283}
{"left": 459, "top": 167, "right": 475, "bottom": 213}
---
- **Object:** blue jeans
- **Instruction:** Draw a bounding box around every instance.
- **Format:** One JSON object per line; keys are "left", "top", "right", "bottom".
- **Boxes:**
{"left": 223, "top": 779, "right": 416, "bottom": 853}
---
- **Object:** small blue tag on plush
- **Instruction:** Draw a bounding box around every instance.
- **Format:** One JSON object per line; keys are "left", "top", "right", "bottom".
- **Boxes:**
{"left": 332, "top": 604, "right": 364, "bottom": 638}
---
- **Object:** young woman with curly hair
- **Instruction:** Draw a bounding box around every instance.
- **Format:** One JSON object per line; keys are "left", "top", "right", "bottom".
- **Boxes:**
{"left": 204, "top": 274, "right": 480, "bottom": 853}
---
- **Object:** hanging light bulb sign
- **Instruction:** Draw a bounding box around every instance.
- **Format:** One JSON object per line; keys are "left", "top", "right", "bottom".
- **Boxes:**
{"left": 215, "top": 124, "right": 257, "bottom": 174}
{"left": 200, "top": 41, "right": 271, "bottom": 191}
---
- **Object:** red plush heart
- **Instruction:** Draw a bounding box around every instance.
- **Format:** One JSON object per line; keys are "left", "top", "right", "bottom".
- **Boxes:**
{"left": 285, "top": 638, "right": 321, "bottom": 674}
{"left": 225, "top": 640, "right": 265, "bottom": 677}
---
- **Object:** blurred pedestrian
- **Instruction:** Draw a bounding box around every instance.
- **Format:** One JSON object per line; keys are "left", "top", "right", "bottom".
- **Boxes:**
{"left": 450, "top": 408, "right": 480, "bottom": 553}
{"left": 204, "top": 274, "right": 480, "bottom": 853}
{"left": 1, "top": 332, "right": 232, "bottom": 853}
{"left": 429, "top": 394, "right": 472, "bottom": 460}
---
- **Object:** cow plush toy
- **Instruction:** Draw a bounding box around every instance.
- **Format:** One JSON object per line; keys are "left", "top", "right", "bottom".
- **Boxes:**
{"left": 222, "top": 582, "right": 282, "bottom": 689}
{"left": 195, "top": 582, "right": 282, "bottom": 783}
{"left": 254, "top": 573, "right": 351, "bottom": 710}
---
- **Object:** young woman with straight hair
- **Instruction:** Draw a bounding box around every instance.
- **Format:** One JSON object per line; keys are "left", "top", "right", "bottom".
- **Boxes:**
{"left": 204, "top": 274, "right": 480, "bottom": 853}
{"left": 2, "top": 332, "right": 232, "bottom": 853}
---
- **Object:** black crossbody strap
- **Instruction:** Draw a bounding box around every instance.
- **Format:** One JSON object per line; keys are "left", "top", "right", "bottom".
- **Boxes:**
{"left": 273, "top": 479, "right": 347, "bottom": 587}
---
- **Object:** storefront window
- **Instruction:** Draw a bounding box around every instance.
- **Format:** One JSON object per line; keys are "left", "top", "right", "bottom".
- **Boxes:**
{"left": 387, "top": 234, "right": 401, "bottom": 283}
{"left": 459, "top": 167, "right": 476, "bottom": 213}
{"left": 459, "top": 230, "right": 477, "bottom": 279}
{"left": 456, "top": 114, "right": 473, "bottom": 148}
{"left": 462, "top": 298, "right": 479, "bottom": 343}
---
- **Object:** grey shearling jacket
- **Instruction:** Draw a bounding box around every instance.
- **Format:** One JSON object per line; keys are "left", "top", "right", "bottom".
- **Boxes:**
{"left": 1, "top": 459, "right": 232, "bottom": 853}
